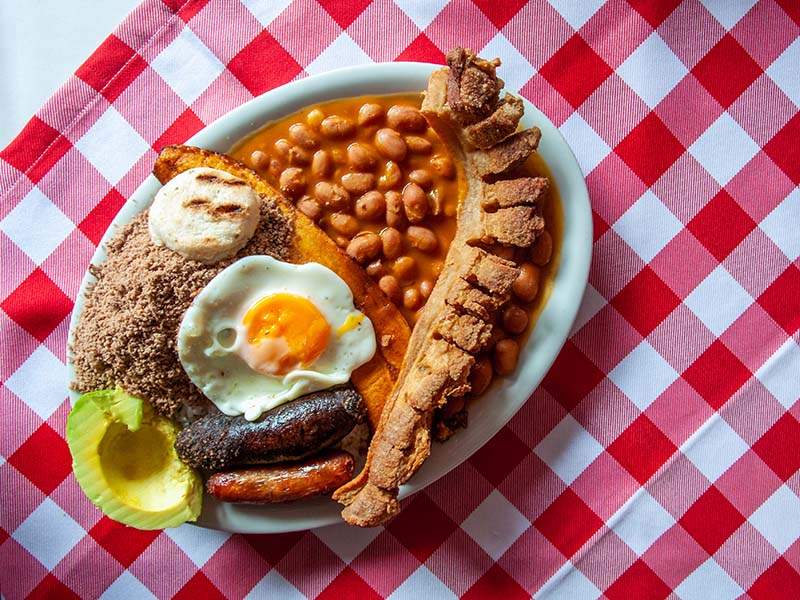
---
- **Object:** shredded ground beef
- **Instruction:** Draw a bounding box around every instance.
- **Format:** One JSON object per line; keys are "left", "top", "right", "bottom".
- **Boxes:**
{"left": 71, "top": 201, "right": 292, "bottom": 417}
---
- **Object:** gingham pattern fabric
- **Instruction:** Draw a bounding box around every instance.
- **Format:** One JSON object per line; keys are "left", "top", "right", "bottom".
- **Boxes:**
{"left": 1, "top": 0, "right": 799, "bottom": 598}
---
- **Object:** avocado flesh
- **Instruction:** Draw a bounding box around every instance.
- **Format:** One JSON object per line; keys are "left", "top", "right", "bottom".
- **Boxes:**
{"left": 67, "top": 389, "right": 202, "bottom": 530}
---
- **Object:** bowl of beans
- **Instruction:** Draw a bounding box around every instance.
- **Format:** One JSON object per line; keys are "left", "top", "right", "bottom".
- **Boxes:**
{"left": 108, "top": 62, "right": 591, "bottom": 532}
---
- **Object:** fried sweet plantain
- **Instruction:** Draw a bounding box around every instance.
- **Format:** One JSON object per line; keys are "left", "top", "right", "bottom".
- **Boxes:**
{"left": 153, "top": 145, "right": 410, "bottom": 430}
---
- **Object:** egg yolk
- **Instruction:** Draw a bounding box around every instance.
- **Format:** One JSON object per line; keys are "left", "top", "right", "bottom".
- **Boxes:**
{"left": 241, "top": 293, "right": 330, "bottom": 376}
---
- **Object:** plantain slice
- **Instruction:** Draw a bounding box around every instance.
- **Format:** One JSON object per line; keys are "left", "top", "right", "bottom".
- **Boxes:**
{"left": 153, "top": 145, "right": 410, "bottom": 431}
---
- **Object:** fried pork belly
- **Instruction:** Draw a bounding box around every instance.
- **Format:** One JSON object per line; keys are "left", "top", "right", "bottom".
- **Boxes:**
{"left": 482, "top": 177, "right": 549, "bottom": 211}
{"left": 445, "top": 47, "right": 503, "bottom": 125}
{"left": 334, "top": 47, "right": 548, "bottom": 526}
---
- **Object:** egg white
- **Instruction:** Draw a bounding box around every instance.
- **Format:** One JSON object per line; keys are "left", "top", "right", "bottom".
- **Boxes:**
{"left": 178, "top": 255, "right": 376, "bottom": 421}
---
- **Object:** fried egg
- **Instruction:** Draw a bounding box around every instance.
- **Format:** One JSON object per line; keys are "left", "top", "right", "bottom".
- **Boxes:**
{"left": 177, "top": 256, "right": 376, "bottom": 421}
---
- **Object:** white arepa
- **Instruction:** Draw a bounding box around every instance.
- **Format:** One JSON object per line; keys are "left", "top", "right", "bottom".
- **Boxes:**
{"left": 148, "top": 167, "right": 260, "bottom": 264}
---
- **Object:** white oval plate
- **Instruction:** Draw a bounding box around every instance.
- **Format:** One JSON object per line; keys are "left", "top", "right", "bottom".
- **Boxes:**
{"left": 67, "top": 62, "right": 592, "bottom": 533}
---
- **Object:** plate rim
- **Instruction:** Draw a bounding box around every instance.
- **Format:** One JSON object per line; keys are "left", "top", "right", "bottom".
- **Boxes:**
{"left": 66, "top": 61, "right": 592, "bottom": 534}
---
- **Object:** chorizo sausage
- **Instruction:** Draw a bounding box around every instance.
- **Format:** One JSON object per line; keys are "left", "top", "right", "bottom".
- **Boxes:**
{"left": 206, "top": 450, "right": 355, "bottom": 503}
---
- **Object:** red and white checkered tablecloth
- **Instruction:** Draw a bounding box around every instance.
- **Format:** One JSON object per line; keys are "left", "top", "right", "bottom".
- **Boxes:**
{"left": 2, "top": 0, "right": 799, "bottom": 598}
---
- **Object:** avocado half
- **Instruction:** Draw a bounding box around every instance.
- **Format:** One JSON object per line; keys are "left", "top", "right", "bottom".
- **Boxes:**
{"left": 66, "top": 388, "right": 202, "bottom": 529}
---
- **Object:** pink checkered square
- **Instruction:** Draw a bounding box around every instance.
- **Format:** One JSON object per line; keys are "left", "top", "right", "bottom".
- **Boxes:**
{"left": 350, "top": 531, "right": 421, "bottom": 596}
{"left": 721, "top": 382, "right": 787, "bottom": 445}
{"left": 641, "top": 525, "right": 709, "bottom": 589}
{"left": 723, "top": 228, "right": 790, "bottom": 298}
{"left": 574, "top": 379, "right": 640, "bottom": 447}
{"left": 36, "top": 150, "right": 111, "bottom": 224}
{"left": 647, "top": 305, "right": 715, "bottom": 372}
{"left": 0, "top": 463, "right": 47, "bottom": 534}
{"left": 646, "top": 453, "right": 710, "bottom": 520}
{"left": 581, "top": 0, "right": 653, "bottom": 69}
{"left": 655, "top": 73, "right": 723, "bottom": 147}
{"left": 498, "top": 527, "right": 565, "bottom": 595}
{"left": 646, "top": 378, "right": 715, "bottom": 447}
{"left": 506, "top": 387, "right": 568, "bottom": 449}
{"left": 425, "top": 0, "right": 497, "bottom": 58}
{"left": 59, "top": 94, "right": 115, "bottom": 146}
{"left": 1, "top": 233, "right": 37, "bottom": 299}
{"left": 651, "top": 153, "right": 721, "bottom": 224}
{"left": 727, "top": 151, "right": 797, "bottom": 223}
{"left": 572, "top": 304, "right": 642, "bottom": 373}
{"left": 113, "top": 67, "right": 190, "bottom": 145}
{"left": 40, "top": 314, "right": 72, "bottom": 362}
{"left": 579, "top": 74, "right": 650, "bottom": 147}
{"left": 0, "top": 538, "right": 50, "bottom": 599}
{"left": 716, "top": 450, "right": 785, "bottom": 517}
{"left": 589, "top": 229, "right": 645, "bottom": 298}
{"left": 426, "top": 527, "right": 494, "bottom": 595}
{"left": 721, "top": 303, "right": 791, "bottom": 372}
{"left": 572, "top": 529, "right": 638, "bottom": 591}
{"left": 424, "top": 461, "right": 495, "bottom": 523}
{"left": 731, "top": 0, "right": 800, "bottom": 68}
{"left": 571, "top": 451, "right": 640, "bottom": 521}
{"left": 730, "top": 74, "right": 796, "bottom": 147}
{"left": 0, "top": 316, "right": 39, "bottom": 383}
{"left": 658, "top": 0, "right": 725, "bottom": 68}
{"left": 274, "top": 533, "right": 346, "bottom": 598}
{"left": 585, "top": 152, "right": 649, "bottom": 226}
{"left": 520, "top": 73, "right": 575, "bottom": 127}
{"left": 202, "top": 536, "right": 270, "bottom": 598}
{"left": 350, "top": 0, "right": 420, "bottom": 62}
{"left": 47, "top": 478, "right": 104, "bottom": 534}
{"left": 39, "top": 80, "right": 105, "bottom": 137}
{"left": 0, "top": 168, "right": 34, "bottom": 221}
{"left": 40, "top": 230, "right": 96, "bottom": 302}
{"left": 52, "top": 536, "right": 125, "bottom": 599}
{"left": 128, "top": 533, "right": 198, "bottom": 598}
{"left": 188, "top": 1, "right": 262, "bottom": 63}
{"left": 267, "top": 1, "right": 339, "bottom": 69}
{"left": 190, "top": 69, "right": 257, "bottom": 125}
{"left": 498, "top": 453, "right": 567, "bottom": 522}
{"left": 504, "top": 2, "right": 572, "bottom": 70}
